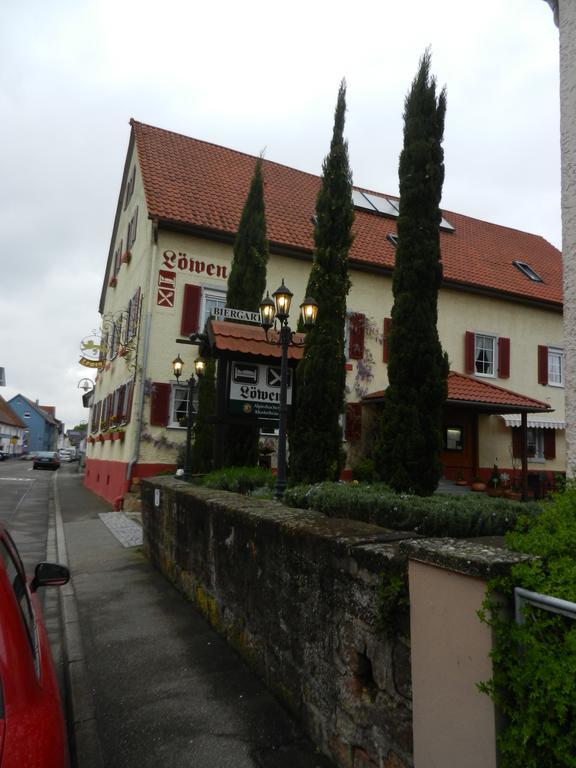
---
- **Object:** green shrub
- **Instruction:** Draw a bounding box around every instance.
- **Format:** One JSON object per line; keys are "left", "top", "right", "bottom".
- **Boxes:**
{"left": 479, "top": 484, "right": 576, "bottom": 767}
{"left": 197, "top": 466, "right": 275, "bottom": 495}
{"left": 283, "top": 481, "right": 543, "bottom": 538}
{"left": 351, "top": 458, "right": 377, "bottom": 483}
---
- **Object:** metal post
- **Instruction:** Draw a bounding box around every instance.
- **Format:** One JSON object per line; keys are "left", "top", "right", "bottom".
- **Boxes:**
{"left": 275, "top": 322, "right": 290, "bottom": 500}
{"left": 184, "top": 376, "right": 195, "bottom": 479}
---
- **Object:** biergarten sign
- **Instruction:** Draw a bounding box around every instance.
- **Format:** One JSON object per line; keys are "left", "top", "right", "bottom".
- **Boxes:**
{"left": 212, "top": 307, "right": 260, "bottom": 324}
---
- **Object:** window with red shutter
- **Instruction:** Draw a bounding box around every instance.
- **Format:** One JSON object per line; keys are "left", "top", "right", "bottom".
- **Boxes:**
{"left": 181, "top": 284, "right": 202, "bottom": 337}
{"left": 383, "top": 317, "right": 391, "bottom": 363}
{"left": 150, "top": 382, "right": 171, "bottom": 426}
{"left": 345, "top": 403, "right": 362, "bottom": 442}
{"left": 348, "top": 313, "right": 365, "bottom": 360}
{"left": 498, "top": 337, "right": 510, "bottom": 378}
{"left": 538, "top": 345, "right": 549, "bottom": 385}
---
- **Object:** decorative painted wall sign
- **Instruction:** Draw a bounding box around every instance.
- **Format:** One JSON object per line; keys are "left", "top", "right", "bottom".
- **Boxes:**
{"left": 157, "top": 270, "right": 176, "bottom": 307}
{"left": 161, "top": 250, "right": 228, "bottom": 279}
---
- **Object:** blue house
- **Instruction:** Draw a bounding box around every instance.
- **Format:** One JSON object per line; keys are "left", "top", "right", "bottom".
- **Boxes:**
{"left": 8, "top": 395, "right": 62, "bottom": 452}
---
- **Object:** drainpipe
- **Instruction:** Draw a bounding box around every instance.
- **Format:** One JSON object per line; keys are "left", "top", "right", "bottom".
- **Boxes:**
{"left": 126, "top": 219, "right": 158, "bottom": 490}
{"left": 521, "top": 411, "right": 528, "bottom": 501}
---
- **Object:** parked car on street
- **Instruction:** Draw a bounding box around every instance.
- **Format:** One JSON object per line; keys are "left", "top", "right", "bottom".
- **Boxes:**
{"left": 57, "top": 449, "right": 74, "bottom": 463}
{"left": 0, "top": 451, "right": 8, "bottom": 461}
{"left": 33, "top": 452, "right": 60, "bottom": 471}
{"left": 0, "top": 524, "right": 70, "bottom": 767}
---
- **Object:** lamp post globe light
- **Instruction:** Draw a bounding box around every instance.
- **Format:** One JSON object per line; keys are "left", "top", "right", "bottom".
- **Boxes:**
{"left": 172, "top": 353, "right": 205, "bottom": 480}
{"left": 259, "top": 280, "right": 318, "bottom": 499}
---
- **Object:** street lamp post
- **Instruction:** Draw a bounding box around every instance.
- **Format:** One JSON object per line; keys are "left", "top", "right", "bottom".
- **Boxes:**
{"left": 260, "top": 280, "right": 318, "bottom": 499}
{"left": 172, "top": 354, "right": 205, "bottom": 480}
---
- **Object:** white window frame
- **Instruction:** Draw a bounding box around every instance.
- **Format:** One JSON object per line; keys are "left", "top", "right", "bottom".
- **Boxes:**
{"left": 168, "top": 382, "right": 198, "bottom": 429}
{"left": 548, "top": 347, "right": 564, "bottom": 387}
{"left": 474, "top": 333, "right": 497, "bottom": 378}
{"left": 527, "top": 428, "right": 545, "bottom": 462}
{"left": 202, "top": 288, "right": 227, "bottom": 327}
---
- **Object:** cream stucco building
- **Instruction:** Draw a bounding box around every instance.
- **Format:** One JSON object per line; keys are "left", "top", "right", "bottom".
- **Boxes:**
{"left": 85, "top": 120, "right": 565, "bottom": 503}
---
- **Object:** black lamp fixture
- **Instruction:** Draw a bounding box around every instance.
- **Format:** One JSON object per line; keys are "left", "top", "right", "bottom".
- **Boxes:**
{"left": 259, "top": 280, "right": 318, "bottom": 499}
{"left": 171, "top": 353, "right": 205, "bottom": 479}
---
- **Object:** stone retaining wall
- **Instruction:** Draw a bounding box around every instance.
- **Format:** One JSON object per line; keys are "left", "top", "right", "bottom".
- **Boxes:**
{"left": 141, "top": 477, "right": 414, "bottom": 768}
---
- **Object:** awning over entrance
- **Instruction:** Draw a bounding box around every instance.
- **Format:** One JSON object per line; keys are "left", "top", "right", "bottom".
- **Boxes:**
{"left": 502, "top": 415, "right": 565, "bottom": 430}
{"left": 363, "top": 371, "right": 553, "bottom": 416}
{"left": 205, "top": 320, "right": 306, "bottom": 360}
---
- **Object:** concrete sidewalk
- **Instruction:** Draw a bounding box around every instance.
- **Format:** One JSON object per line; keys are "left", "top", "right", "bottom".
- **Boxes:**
{"left": 53, "top": 471, "right": 332, "bottom": 768}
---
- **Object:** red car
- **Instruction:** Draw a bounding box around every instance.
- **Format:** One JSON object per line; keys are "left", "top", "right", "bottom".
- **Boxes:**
{"left": 0, "top": 525, "right": 70, "bottom": 767}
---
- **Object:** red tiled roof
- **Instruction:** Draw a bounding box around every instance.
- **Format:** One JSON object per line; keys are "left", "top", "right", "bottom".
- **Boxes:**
{"left": 208, "top": 320, "right": 305, "bottom": 360}
{"left": 0, "top": 396, "right": 25, "bottom": 428}
{"left": 363, "top": 371, "right": 552, "bottom": 413}
{"left": 131, "top": 120, "right": 563, "bottom": 307}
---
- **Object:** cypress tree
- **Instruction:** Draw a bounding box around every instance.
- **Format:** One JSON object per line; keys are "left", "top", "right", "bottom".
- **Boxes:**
{"left": 374, "top": 51, "right": 449, "bottom": 496}
{"left": 226, "top": 156, "right": 269, "bottom": 312}
{"left": 290, "top": 81, "right": 354, "bottom": 483}
{"left": 222, "top": 156, "right": 270, "bottom": 466}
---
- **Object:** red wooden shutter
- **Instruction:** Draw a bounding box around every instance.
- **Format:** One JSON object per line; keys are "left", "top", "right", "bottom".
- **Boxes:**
{"left": 348, "top": 313, "right": 365, "bottom": 360}
{"left": 116, "top": 385, "right": 126, "bottom": 422}
{"left": 105, "top": 394, "right": 113, "bottom": 429}
{"left": 512, "top": 428, "right": 522, "bottom": 458}
{"left": 181, "top": 284, "right": 202, "bottom": 336}
{"left": 345, "top": 403, "right": 362, "bottom": 442}
{"left": 125, "top": 381, "right": 135, "bottom": 424}
{"left": 464, "top": 331, "right": 475, "bottom": 374}
{"left": 498, "top": 337, "right": 510, "bottom": 378}
{"left": 543, "top": 430, "right": 556, "bottom": 460}
{"left": 131, "top": 207, "right": 138, "bottom": 246}
{"left": 538, "top": 345, "right": 549, "bottom": 385}
{"left": 150, "top": 383, "right": 171, "bottom": 426}
{"left": 383, "top": 317, "right": 392, "bottom": 363}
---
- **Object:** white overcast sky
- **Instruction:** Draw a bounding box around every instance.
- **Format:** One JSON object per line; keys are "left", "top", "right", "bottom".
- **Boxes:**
{"left": 0, "top": 0, "right": 561, "bottom": 431}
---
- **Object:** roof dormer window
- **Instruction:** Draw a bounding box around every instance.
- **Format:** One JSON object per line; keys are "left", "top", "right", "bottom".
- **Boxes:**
{"left": 513, "top": 260, "right": 543, "bottom": 282}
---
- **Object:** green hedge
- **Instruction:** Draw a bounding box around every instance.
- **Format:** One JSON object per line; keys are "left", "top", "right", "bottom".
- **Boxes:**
{"left": 284, "top": 482, "right": 543, "bottom": 538}
{"left": 479, "top": 485, "right": 576, "bottom": 767}
{"left": 195, "top": 466, "right": 275, "bottom": 495}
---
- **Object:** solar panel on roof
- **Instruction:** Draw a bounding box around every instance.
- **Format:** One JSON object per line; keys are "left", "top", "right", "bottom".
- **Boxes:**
{"left": 362, "top": 192, "right": 399, "bottom": 217}
{"left": 351, "top": 189, "right": 376, "bottom": 211}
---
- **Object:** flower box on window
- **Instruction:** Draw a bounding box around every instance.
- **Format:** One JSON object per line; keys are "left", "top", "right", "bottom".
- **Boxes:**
{"left": 96, "top": 434, "right": 105, "bottom": 443}
{"left": 87, "top": 436, "right": 95, "bottom": 444}
{"left": 118, "top": 347, "right": 129, "bottom": 358}
{"left": 108, "top": 276, "right": 118, "bottom": 288}
{"left": 121, "top": 250, "right": 132, "bottom": 265}
{"left": 111, "top": 431, "right": 125, "bottom": 442}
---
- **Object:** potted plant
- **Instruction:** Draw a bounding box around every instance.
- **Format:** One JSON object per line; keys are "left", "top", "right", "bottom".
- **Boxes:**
{"left": 454, "top": 470, "right": 468, "bottom": 486}
{"left": 487, "top": 464, "right": 503, "bottom": 496}
{"left": 470, "top": 476, "right": 487, "bottom": 492}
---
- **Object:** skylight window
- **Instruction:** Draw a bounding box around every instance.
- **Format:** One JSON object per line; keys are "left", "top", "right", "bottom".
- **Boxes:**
{"left": 512, "top": 260, "right": 543, "bottom": 283}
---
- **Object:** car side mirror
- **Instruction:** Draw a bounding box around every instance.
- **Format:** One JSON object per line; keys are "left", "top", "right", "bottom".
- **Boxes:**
{"left": 31, "top": 562, "right": 70, "bottom": 593}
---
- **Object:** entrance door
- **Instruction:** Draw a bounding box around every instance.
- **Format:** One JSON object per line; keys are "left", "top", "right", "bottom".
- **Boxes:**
{"left": 441, "top": 408, "right": 475, "bottom": 481}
